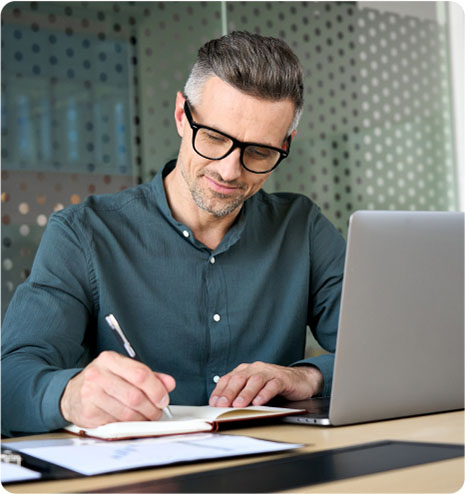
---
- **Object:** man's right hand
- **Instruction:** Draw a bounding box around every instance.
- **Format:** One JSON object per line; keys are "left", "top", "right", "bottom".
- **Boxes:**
{"left": 60, "top": 351, "right": 176, "bottom": 428}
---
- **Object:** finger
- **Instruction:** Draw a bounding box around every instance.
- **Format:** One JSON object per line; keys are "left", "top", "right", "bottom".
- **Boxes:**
{"left": 100, "top": 371, "right": 164, "bottom": 420}
{"left": 91, "top": 389, "right": 152, "bottom": 424}
{"left": 231, "top": 374, "right": 270, "bottom": 407}
{"left": 209, "top": 361, "right": 258, "bottom": 406}
{"left": 76, "top": 405, "right": 119, "bottom": 429}
{"left": 251, "top": 378, "right": 282, "bottom": 406}
{"left": 63, "top": 380, "right": 121, "bottom": 428}
{"left": 209, "top": 371, "right": 239, "bottom": 406}
{"left": 156, "top": 372, "right": 177, "bottom": 393}
{"left": 212, "top": 372, "right": 250, "bottom": 407}
{"left": 98, "top": 351, "right": 171, "bottom": 409}
{"left": 209, "top": 373, "right": 233, "bottom": 406}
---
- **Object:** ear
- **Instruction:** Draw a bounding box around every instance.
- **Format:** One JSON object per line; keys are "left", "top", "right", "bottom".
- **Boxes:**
{"left": 289, "top": 129, "right": 297, "bottom": 147}
{"left": 174, "top": 91, "right": 186, "bottom": 137}
{"left": 283, "top": 130, "right": 297, "bottom": 150}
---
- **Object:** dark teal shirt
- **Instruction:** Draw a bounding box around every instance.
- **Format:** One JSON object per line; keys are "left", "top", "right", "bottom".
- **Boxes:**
{"left": 1, "top": 161, "right": 345, "bottom": 436}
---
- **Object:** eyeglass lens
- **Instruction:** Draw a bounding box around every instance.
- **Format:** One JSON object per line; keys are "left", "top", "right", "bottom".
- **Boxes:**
{"left": 194, "top": 128, "right": 281, "bottom": 173}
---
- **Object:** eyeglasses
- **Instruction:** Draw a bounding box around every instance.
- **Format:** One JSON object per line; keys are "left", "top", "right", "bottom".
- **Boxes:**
{"left": 184, "top": 101, "right": 291, "bottom": 174}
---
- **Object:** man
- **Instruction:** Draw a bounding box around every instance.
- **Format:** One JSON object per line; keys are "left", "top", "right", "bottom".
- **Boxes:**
{"left": 1, "top": 31, "right": 345, "bottom": 436}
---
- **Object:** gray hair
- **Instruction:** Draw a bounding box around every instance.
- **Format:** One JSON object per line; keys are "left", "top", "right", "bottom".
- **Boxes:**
{"left": 184, "top": 31, "right": 304, "bottom": 134}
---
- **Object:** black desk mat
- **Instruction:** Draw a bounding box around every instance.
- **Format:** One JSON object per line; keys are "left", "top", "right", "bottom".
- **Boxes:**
{"left": 91, "top": 440, "right": 463, "bottom": 493}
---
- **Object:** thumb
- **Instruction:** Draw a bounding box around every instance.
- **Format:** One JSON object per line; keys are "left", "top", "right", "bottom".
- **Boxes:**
{"left": 155, "top": 372, "right": 176, "bottom": 393}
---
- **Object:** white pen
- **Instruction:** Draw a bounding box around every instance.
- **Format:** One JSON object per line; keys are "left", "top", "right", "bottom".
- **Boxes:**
{"left": 104, "top": 313, "right": 174, "bottom": 419}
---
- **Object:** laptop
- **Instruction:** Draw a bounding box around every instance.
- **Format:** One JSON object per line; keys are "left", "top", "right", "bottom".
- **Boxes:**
{"left": 283, "top": 210, "right": 464, "bottom": 426}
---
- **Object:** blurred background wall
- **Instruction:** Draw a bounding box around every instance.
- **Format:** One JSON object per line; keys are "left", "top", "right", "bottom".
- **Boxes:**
{"left": 1, "top": 1, "right": 462, "bottom": 319}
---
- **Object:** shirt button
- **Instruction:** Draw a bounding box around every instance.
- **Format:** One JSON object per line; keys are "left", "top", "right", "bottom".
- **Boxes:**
{"left": 210, "top": 256, "right": 216, "bottom": 264}
{"left": 213, "top": 313, "right": 221, "bottom": 322}
{"left": 182, "top": 230, "right": 190, "bottom": 238}
{"left": 213, "top": 375, "right": 220, "bottom": 383}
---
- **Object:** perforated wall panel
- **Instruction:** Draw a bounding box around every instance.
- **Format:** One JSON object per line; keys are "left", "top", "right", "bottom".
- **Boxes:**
{"left": 1, "top": 1, "right": 459, "bottom": 318}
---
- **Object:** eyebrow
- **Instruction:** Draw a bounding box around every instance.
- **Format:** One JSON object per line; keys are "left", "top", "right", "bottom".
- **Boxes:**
{"left": 187, "top": 101, "right": 286, "bottom": 149}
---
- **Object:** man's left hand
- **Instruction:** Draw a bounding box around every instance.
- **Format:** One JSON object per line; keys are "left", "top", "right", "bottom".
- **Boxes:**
{"left": 208, "top": 362, "right": 323, "bottom": 408}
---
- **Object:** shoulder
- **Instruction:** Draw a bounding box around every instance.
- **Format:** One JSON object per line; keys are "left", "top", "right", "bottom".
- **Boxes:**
{"left": 249, "top": 190, "right": 345, "bottom": 246}
{"left": 51, "top": 182, "right": 154, "bottom": 227}
{"left": 250, "top": 189, "right": 319, "bottom": 219}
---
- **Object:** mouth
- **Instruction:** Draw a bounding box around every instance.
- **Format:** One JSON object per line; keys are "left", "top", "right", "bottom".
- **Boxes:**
{"left": 204, "top": 175, "right": 243, "bottom": 195}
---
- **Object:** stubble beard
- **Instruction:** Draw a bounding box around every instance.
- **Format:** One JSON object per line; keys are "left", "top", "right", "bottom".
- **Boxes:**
{"left": 180, "top": 163, "right": 247, "bottom": 218}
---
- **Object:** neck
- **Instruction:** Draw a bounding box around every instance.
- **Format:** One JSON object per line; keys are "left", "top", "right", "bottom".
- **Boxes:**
{"left": 164, "top": 165, "right": 242, "bottom": 251}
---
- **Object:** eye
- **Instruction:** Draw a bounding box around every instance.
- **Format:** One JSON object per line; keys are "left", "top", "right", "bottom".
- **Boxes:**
{"left": 247, "top": 146, "right": 274, "bottom": 159}
{"left": 204, "top": 131, "right": 228, "bottom": 143}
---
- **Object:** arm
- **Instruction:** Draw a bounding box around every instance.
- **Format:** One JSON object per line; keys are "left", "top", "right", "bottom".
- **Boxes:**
{"left": 209, "top": 207, "right": 345, "bottom": 407}
{"left": 1, "top": 213, "right": 94, "bottom": 435}
{"left": 291, "top": 208, "right": 346, "bottom": 396}
{"left": 1, "top": 212, "right": 175, "bottom": 436}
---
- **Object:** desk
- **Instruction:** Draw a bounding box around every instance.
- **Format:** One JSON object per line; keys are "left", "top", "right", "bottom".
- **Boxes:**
{"left": 4, "top": 411, "right": 464, "bottom": 493}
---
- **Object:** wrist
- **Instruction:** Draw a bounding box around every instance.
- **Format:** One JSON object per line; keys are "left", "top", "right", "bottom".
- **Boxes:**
{"left": 59, "top": 376, "right": 76, "bottom": 422}
{"left": 299, "top": 365, "right": 324, "bottom": 397}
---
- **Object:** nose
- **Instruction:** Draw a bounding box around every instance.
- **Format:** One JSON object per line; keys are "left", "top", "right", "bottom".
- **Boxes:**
{"left": 217, "top": 148, "right": 243, "bottom": 182}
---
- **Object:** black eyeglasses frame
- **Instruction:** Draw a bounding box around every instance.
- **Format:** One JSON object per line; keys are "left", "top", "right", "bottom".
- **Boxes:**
{"left": 183, "top": 100, "right": 291, "bottom": 175}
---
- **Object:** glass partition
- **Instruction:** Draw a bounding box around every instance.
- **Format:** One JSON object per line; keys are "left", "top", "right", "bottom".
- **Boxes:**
{"left": 1, "top": 1, "right": 460, "bottom": 317}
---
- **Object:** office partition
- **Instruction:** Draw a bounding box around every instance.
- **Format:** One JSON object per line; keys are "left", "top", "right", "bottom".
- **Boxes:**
{"left": 1, "top": 1, "right": 460, "bottom": 318}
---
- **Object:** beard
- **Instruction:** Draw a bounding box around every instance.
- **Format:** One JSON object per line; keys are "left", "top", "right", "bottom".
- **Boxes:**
{"left": 180, "top": 162, "right": 248, "bottom": 218}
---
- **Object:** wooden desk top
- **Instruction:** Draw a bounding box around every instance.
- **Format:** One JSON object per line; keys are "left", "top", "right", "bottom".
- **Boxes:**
{"left": 4, "top": 410, "right": 464, "bottom": 493}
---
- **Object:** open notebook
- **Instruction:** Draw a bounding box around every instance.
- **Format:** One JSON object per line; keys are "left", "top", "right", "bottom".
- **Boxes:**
{"left": 64, "top": 405, "right": 304, "bottom": 440}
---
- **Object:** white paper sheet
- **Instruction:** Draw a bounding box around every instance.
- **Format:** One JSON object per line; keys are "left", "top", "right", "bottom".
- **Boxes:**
{"left": 1, "top": 462, "right": 42, "bottom": 483}
{"left": 7, "top": 434, "right": 303, "bottom": 476}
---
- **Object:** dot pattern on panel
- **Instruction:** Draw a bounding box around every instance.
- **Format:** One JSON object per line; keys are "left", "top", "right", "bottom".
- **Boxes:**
{"left": 1, "top": 1, "right": 140, "bottom": 317}
{"left": 228, "top": 2, "right": 365, "bottom": 232}
{"left": 1, "top": 169, "right": 133, "bottom": 316}
{"left": 137, "top": 2, "right": 223, "bottom": 181}
{"left": 356, "top": 8, "right": 456, "bottom": 213}
{"left": 1, "top": 2, "right": 459, "bottom": 317}
{"left": 1, "top": 2, "right": 135, "bottom": 175}
{"left": 227, "top": 2, "right": 457, "bottom": 233}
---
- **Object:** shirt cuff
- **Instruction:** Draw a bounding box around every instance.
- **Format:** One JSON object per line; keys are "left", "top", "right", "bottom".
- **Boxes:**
{"left": 41, "top": 368, "right": 83, "bottom": 431}
{"left": 290, "top": 353, "right": 335, "bottom": 397}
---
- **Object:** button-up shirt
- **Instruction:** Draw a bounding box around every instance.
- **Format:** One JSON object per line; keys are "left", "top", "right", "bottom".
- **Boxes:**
{"left": 1, "top": 161, "right": 346, "bottom": 436}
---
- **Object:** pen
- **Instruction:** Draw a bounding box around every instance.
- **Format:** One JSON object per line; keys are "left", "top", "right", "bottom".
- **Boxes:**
{"left": 104, "top": 313, "right": 174, "bottom": 419}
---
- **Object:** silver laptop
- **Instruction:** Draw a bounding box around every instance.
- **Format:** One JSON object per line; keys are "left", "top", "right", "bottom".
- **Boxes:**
{"left": 284, "top": 210, "right": 464, "bottom": 426}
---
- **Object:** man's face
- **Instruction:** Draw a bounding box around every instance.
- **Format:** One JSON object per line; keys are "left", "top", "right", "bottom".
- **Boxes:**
{"left": 174, "top": 77, "right": 295, "bottom": 218}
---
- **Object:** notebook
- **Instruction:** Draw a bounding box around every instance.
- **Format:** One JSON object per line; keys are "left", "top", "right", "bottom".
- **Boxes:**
{"left": 283, "top": 210, "right": 464, "bottom": 426}
{"left": 64, "top": 405, "right": 304, "bottom": 440}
